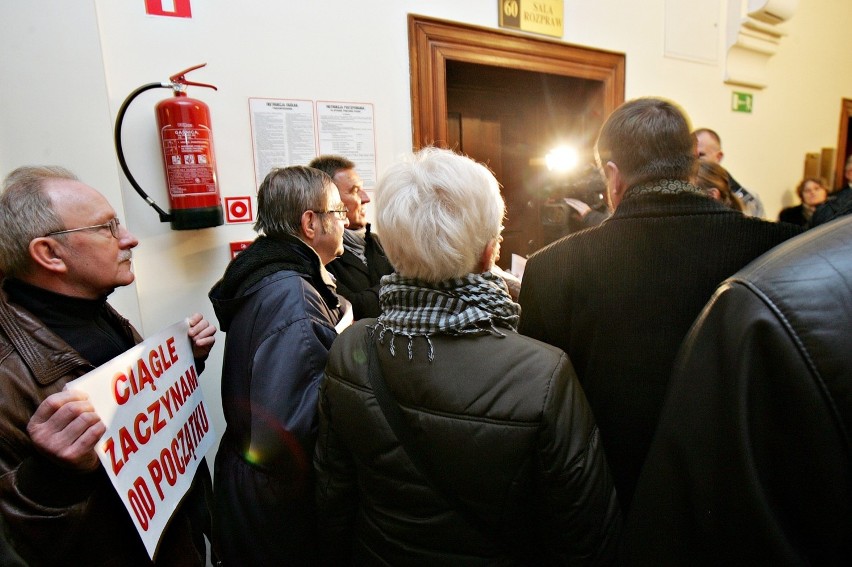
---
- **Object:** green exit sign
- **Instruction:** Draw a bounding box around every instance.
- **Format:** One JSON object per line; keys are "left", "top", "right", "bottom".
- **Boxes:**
{"left": 732, "top": 91, "right": 753, "bottom": 113}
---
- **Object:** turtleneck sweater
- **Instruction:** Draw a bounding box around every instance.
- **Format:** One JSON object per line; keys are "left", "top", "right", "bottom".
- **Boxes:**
{"left": 3, "top": 278, "right": 133, "bottom": 367}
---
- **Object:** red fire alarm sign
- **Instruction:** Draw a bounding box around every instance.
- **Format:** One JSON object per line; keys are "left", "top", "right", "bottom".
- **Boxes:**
{"left": 224, "top": 196, "right": 253, "bottom": 224}
{"left": 145, "top": 0, "right": 192, "bottom": 18}
{"left": 229, "top": 241, "right": 254, "bottom": 260}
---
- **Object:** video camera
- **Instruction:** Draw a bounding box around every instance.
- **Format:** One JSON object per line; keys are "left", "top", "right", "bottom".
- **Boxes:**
{"left": 539, "top": 164, "right": 608, "bottom": 234}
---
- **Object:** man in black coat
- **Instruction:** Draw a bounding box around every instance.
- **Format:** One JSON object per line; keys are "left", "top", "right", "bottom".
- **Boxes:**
{"left": 622, "top": 216, "right": 852, "bottom": 565}
{"left": 209, "top": 166, "right": 349, "bottom": 566}
{"left": 309, "top": 155, "right": 394, "bottom": 318}
{"left": 518, "top": 98, "right": 803, "bottom": 511}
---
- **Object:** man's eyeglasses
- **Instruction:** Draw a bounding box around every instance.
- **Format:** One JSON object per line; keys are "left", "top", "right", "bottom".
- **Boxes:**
{"left": 45, "top": 217, "right": 121, "bottom": 239}
{"left": 312, "top": 209, "right": 349, "bottom": 221}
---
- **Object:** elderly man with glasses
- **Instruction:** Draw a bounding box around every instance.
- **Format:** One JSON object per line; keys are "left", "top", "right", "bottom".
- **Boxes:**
{"left": 0, "top": 165, "right": 217, "bottom": 565}
{"left": 208, "top": 165, "right": 350, "bottom": 566}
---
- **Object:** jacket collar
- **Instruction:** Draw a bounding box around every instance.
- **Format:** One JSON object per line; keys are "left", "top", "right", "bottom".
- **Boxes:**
{"left": 613, "top": 179, "right": 732, "bottom": 220}
{"left": 0, "top": 282, "right": 136, "bottom": 386}
{"left": 210, "top": 233, "right": 340, "bottom": 310}
{"left": 330, "top": 249, "right": 370, "bottom": 274}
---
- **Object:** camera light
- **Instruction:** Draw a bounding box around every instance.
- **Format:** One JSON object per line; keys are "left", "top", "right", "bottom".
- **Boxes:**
{"left": 545, "top": 146, "right": 579, "bottom": 173}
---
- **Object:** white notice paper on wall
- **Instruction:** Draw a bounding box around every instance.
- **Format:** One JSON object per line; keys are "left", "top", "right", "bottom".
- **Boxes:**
{"left": 249, "top": 98, "right": 318, "bottom": 188}
{"left": 316, "top": 101, "right": 377, "bottom": 188}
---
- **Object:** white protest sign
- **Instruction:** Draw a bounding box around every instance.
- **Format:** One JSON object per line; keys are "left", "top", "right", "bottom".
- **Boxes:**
{"left": 66, "top": 319, "right": 216, "bottom": 560}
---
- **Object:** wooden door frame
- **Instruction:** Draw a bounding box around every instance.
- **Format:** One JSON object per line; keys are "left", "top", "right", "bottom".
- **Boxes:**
{"left": 835, "top": 98, "right": 852, "bottom": 189}
{"left": 408, "top": 14, "right": 626, "bottom": 149}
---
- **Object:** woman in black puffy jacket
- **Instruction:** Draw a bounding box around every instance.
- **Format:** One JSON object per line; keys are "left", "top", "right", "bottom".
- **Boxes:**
{"left": 314, "top": 147, "right": 621, "bottom": 566}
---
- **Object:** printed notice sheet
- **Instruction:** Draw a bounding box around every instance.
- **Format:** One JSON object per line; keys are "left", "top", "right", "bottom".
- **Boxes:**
{"left": 249, "top": 98, "right": 317, "bottom": 187}
{"left": 316, "top": 101, "right": 377, "bottom": 188}
{"left": 66, "top": 319, "right": 216, "bottom": 560}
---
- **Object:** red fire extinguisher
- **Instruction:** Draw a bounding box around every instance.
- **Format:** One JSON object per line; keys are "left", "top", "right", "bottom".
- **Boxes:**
{"left": 115, "top": 63, "right": 224, "bottom": 230}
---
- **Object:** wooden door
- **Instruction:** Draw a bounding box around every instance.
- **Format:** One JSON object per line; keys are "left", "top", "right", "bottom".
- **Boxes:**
{"left": 409, "top": 15, "right": 625, "bottom": 262}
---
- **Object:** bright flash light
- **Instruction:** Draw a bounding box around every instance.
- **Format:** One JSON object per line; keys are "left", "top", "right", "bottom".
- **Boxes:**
{"left": 545, "top": 146, "right": 580, "bottom": 173}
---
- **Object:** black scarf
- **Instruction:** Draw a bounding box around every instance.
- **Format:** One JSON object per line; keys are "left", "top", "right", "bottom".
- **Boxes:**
{"left": 3, "top": 278, "right": 132, "bottom": 366}
{"left": 211, "top": 234, "right": 339, "bottom": 310}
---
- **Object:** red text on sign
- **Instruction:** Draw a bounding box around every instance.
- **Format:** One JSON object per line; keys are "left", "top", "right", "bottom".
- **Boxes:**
{"left": 112, "top": 337, "right": 179, "bottom": 405}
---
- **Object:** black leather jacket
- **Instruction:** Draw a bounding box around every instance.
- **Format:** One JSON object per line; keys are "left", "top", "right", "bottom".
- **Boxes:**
{"left": 0, "top": 284, "right": 212, "bottom": 566}
{"left": 622, "top": 216, "right": 852, "bottom": 565}
{"left": 315, "top": 320, "right": 622, "bottom": 565}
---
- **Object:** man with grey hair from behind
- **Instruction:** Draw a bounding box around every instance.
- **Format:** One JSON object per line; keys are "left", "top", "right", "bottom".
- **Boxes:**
{"left": 315, "top": 147, "right": 621, "bottom": 565}
{"left": 208, "top": 165, "right": 350, "bottom": 566}
{"left": 0, "top": 165, "right": 216, "bottom": 565}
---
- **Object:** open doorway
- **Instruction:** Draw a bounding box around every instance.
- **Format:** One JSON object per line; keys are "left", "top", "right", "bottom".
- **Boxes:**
{"left": 408, "top": 15, "right": 625, "bottom": 263}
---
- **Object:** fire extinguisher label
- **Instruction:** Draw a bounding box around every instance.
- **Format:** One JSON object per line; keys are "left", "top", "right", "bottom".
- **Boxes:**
{"left": 161, "top": 126, "right": 218, "bottom": 198}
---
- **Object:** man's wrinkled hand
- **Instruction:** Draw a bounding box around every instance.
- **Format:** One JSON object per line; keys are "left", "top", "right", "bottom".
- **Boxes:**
{"left": 187, "top": 312, "right": 216, "bottom": 363}
{"left": 28, "top": 390, "right": 104, "bottom": 471}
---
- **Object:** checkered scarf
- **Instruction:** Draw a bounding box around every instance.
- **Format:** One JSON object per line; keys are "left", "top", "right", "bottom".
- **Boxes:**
{"left": 374, "top": 271, "right": 520, "bottom": 361}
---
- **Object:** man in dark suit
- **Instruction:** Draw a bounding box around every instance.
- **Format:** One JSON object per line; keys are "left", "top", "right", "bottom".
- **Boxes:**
{"left": 309, "top": 155, "right": 393, "bottom": 319}
{"left": 518, "top": 98, "right": 803, "bottom": 511}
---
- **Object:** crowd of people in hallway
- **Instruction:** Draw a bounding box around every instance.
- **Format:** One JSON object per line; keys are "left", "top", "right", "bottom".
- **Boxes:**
{"left": 0, "top": 96, "right": 850, "bottom": 566}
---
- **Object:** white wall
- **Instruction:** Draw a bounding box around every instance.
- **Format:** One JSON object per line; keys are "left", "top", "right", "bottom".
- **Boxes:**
{"left": 3, "top": 0, "right": 852, "bottom": 460}
{"left": 0, "top": 0, "right": 141, "bottom": 322}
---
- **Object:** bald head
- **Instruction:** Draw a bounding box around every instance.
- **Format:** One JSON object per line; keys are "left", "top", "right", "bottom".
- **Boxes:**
{"left": 694, "top": 128, "right": 724, "bottom": 164}
{"left": 0, "top": 166, "right": 138, "bottom": 298}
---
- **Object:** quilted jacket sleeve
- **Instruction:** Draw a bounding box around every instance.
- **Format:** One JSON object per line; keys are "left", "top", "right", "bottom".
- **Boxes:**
{"left": 313, "top": 366, "right": 358, "bottom": 565}
{"left": 536, "top": 353, "right": 622, "bottom": 565}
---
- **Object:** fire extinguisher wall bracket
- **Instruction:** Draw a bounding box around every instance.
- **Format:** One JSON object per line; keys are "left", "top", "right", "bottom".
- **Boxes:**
{"left": 114, "top": 64, "right": 224, "bottom": 230}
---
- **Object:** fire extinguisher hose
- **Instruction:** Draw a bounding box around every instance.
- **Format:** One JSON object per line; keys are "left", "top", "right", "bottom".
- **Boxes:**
{"left": 114, "top": 82, "right": 173, "bottom": 222}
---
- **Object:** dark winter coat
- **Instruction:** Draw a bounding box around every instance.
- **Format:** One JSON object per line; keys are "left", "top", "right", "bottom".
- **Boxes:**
{"left": 778, "top": 204, "right": 811, "bottom": 227}
{"left": 519, "top": 183, "right": 804, "bottom": 511}
{"left": 315, "top": 320, "right": 622, "bottom": 565}
{"left": 208, "top": 234, "right": 344, "bottom": 566}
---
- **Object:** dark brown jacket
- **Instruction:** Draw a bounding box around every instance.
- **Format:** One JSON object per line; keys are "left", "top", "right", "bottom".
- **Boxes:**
{"left": 0, "top": 285, "right": 212, "bottom": 566}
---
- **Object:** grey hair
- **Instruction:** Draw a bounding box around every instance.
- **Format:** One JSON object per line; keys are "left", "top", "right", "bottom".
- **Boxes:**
{"left": 254, "top": 166, "right": 334, "bottom": 237}
{"left": 375, "top": 147, "right": 504, "bottom": 282}
{"left": 0, "top": 165, "right": 77, "bottom": 278}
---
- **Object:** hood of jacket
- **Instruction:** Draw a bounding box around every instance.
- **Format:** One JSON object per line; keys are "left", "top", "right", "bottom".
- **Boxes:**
{"left": 209, "top": 233, "right": 339, "bottom": 332}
